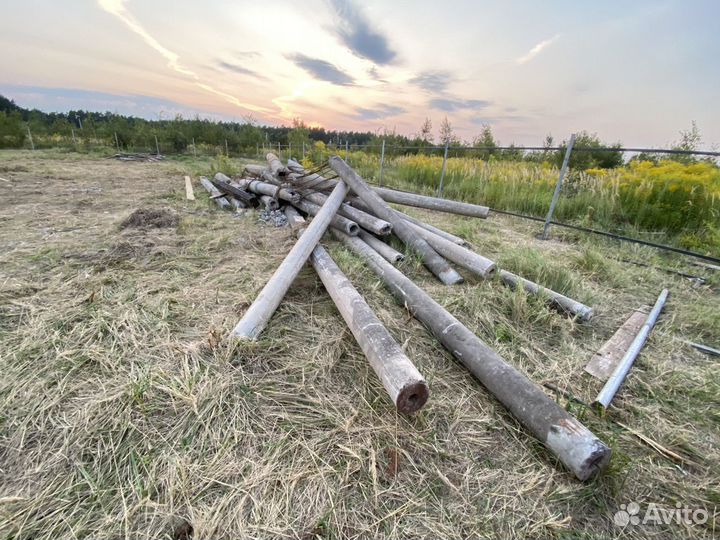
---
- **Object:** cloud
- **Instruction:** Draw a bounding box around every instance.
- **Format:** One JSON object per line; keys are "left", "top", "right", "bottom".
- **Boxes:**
{"left": 516, "top": 34, "right": 560, "bottom": 64}
{"left": 329, "top": 0, "right": 397, "bottom": 65}
{"left": 218, "top": 61, "right": 262, "bottom": 78}
{"left": 429, "top": 98, "right": 491, "bottom": 112}
{"left": 355, "top": 104, "right": 406, "bottom": 120}
{"left": 470, "top": 114, "right": 528, "bottom": 125}
{"left": 287, "top": 54, "right": 354, "bottom": 86}
{"left": 410, "top": 70, "right": 453, "bottom": 93}
{"left": 96, "top": 0, "right": 270, "bottom": 115}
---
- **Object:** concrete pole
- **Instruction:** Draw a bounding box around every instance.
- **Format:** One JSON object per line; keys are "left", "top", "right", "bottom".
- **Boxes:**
{"left": 292, "top": 199, "right": 359, "bottom": 236}
{"left": 155, "top": 135, "right": 161, "bottom": 156}
{"left": 225, "top": 139, "right": 229, "bottom": 157}
{"left": 235, "top": 179, "right": 300, "bottom": 203}
{"left": 371, "top": 186, "right": 489, "bottom": 218}
{"left": 71, "top": 127, "right": 77, "bottom": 146}
{"left": 357, "top": 231, "right": 404, "bottom": 263}
{"left": 541, "top": 133, "right": 576, "bottom": 239}
{"left": 230, "top": 180, "right": 349, "bottom": 339}
{"left": 309, "top": 238, "right": 429, "bottom": 413}
{"left": 114, "top": 132, "right": 120, "bottom": 152}
{"left": 192, "top": 138, "right": 197, "bottom": 158}
{"left": 329, "top": 156, "right": 463, "bottom": 286}
{"left": 438, "top": 140, "right": 449, "bottom": 196}
{"left": 333, "top": 230, "right": 611, "bottom": 481}
{"left": 498, "top": 270, "right": 594, "bottom": 322}
{"left": 302, "top": 191, "right": 392, "bottom": 236}
{"left": 302, "top": 141, "right": 306, "bottom": 159}
{"left": 379, "top": 139, "right": 386, "bottom": 187}
{"left": 345, "top": 140, "right": 350, "bottom": 165}
{"left": 404, "top": 220, "right": 496, "bottom": 279}
{"left": 266, "top": 152, "right": 289, "bottom": 177}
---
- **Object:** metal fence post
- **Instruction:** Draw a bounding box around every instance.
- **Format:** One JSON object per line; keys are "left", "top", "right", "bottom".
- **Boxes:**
{"left": 155, "top": 135, "right": 160, "bottom": 155}
{"left": 27, "top": 126, "right": 35, "bottom": 150}
{"left": 345, "top": 140, "right": 350, "bottom": 165}
{"left": 114, "top": 132, "right": 120, "bottom": 152}
{"left": 302, "top": 141, "right": 306, "bottom": 159}
{"left": 225, "top": 139, "right": 229, "bottom": 157}
{"left": 541, "top": 133, "right": 576, "bottom": 240}
{"left": 438, "top": 140, "right": 449, "bottom": 196}
{"left": 192, "top": 137, "right": 197, "bottom": 158}
{"left": 379, "top": 139, "right": 386, "bottom": 187}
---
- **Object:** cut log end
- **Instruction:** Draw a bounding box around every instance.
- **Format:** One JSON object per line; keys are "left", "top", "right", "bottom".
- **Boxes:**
{"left": 396, "top": 380, "right": 430, "bottom": 414}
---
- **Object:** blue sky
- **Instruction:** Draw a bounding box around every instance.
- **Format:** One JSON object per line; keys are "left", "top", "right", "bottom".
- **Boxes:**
{"left": 1, "top": 0, "right": 718, "bottom": 147}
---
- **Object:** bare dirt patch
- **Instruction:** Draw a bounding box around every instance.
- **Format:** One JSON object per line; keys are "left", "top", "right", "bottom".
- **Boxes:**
{"left": 120, "top": 207, "right": 179, "bottom": 229}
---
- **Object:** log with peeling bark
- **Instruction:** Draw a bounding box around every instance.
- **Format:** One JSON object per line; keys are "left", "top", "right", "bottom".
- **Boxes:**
{"left": 266, "top": 152, "right": 289, "bottom": 177}
{"left": 302, "top": 191, "right": 392, "bottom": 236}
{"left": 329, "top": 156, "right": 463, "bottom": 286}
{"left": 199, "top": 177, "right": 231, "bottom": 209}
{"left": 292, "top": 198, "right": 359, "bottom": 236}
{"left": 333, "top": 229, "right": 611, "bottom": 481}
{"left": 357, "top": 231, "right": 404, "bottom": 263}
{"left": 499, "top": 270, "right": 594, "bottom": 322}
{"left": 230, "top": 180, "right": 349, "bottom": 340}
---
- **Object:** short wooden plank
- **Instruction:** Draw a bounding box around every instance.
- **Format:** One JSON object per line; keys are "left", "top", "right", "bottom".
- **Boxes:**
{"left": 584, "top": 308, "right": 648, "bottom": 380}
{"left": 184, "top": 176, "right": 195, "bottom": 200}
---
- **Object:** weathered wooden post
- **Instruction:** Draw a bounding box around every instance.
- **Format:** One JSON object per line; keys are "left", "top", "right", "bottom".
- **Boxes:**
{"left": 329, "top": 157, "right": 463, "bottom": 285}
{"left": 230, "top": 180, "right": 349, "bottom": 339}
{"left": 114, "top": 132, "right": 120, "bottom": 152}
{"left": 199, "top": 177, "right": 231, "bottom": 209}
{"left": 541, "top": 133, "right": 576, "bottom": 240}
{"left": 438, "top": 140, "right": 449, "bottom": 196}
{"left": 27, "top": 126, "right": 35, "bottom": 151}
{"left": 333, "top": 230, "right": 611, "bottom": 481}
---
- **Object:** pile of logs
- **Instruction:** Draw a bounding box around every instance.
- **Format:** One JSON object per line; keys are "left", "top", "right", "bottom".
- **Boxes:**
{"left": 198, "top": 153, "right": 610, "bottom": 481}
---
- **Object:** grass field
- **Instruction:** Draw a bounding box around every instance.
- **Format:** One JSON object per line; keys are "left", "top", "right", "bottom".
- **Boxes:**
{"left": 0, "top": 149, "right": 718, "bottom": 539}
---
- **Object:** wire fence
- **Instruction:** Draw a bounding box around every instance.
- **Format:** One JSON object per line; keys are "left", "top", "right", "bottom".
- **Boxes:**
{"left": 13, "top": 131, "right": 720, "bottom": 263}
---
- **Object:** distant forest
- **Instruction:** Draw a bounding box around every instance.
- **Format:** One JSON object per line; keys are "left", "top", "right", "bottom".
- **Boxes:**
{"left": 0, "top": 94, "right": 393, "bottom": 152}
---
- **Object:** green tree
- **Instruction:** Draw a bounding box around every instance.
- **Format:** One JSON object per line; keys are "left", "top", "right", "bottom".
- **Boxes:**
{"left": 0, "top": 111, "right": 25, "bottom": 148}
{"left": 473, "top": 125, "right": 497, "bottom": 160}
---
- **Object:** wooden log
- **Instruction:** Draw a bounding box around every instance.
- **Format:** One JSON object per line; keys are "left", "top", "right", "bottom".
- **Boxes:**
{"left": 333, "top": 230, "right": 611, "bottom": 481}
{"left": 309, "top": 239, "right": 429, "bottom": 413}
{"left": 210, "top": 174, "right": 256, "bottom": 203}
{"left": 266, "top": 152, "right": 289, "bottom": 176}
{"left": 329, "top": 157, "right": 463, "bottom": 286}
{"left": 184, "top": 175, "right": 195, "bottom": 200}
{"left": 594, "top": 289, "right": 669, "bottom": 410}
{"left": 293, "top": 199, "right": 359, "bottom": 236}
{"left": 199, "top": 177, "right": 231, "bottom": 209}
{"left": 303, "top": 191, "right": 392, "bottom": 236}
{"left": 585, "top": 309, "right": 648, "bottom": 380}
{"left": 498, "top": 270, "right": 594, "bottom": 322}
{"left": 230, "top": 180, "right": 349, "bottom": 339}
{"left": 260, "top": 195, "right": 279, "bottom": 210}
{"left": 243, "top": 164, "right": 266, "bottom": 177}
{"left": 357, "top": 231, "right": 404, "bottom": 263}
{"left": 404, "top": 220, "right": 496, "bottom": 279}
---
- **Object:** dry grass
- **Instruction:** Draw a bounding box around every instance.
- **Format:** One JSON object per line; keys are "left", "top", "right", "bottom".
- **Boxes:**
{"left": 0, "top": 149, "right": 718, "bottom": 539}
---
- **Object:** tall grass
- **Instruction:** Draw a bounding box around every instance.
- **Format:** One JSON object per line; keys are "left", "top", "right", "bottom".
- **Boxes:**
{"left": 304, "top": 150, "right": 720, "bottom": 252}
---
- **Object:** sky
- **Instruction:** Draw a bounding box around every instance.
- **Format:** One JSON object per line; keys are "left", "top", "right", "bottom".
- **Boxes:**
{"left": 1, "top": 0, "right": 719, "bottom": 147}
